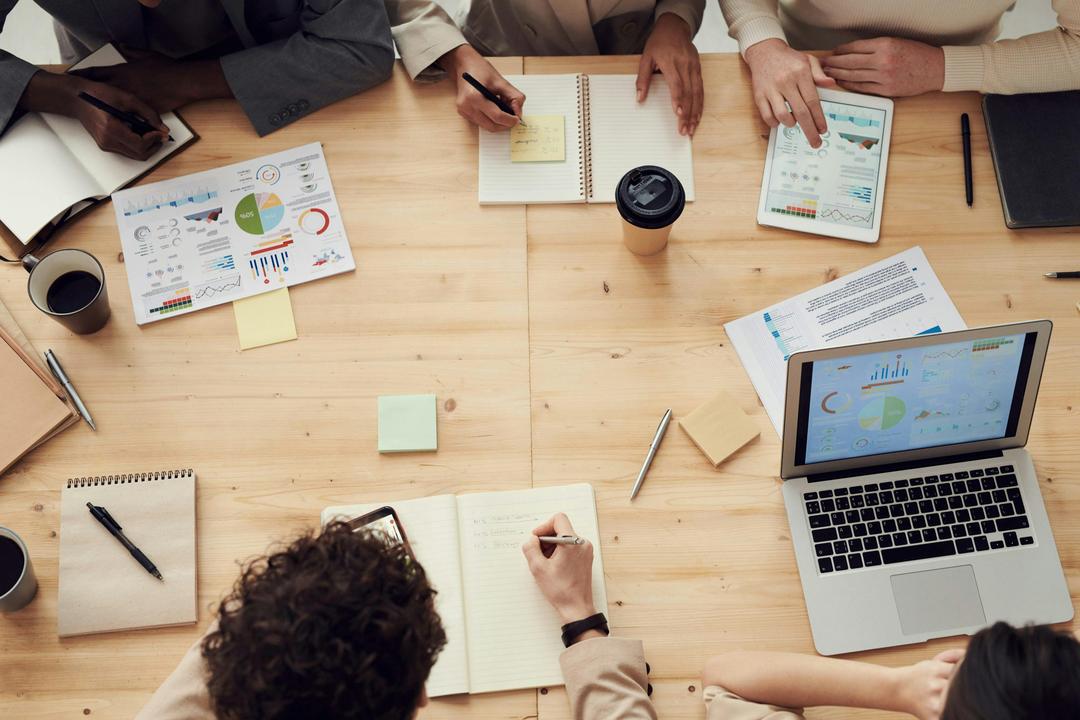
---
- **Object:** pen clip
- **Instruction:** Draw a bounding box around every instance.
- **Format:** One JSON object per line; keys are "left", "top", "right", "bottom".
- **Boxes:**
{"left": 98, "top": 505, "right": 122, "bottom": 530}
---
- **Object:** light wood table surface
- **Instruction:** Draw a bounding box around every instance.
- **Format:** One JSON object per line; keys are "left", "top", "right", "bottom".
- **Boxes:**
{"left": 1, "top": 53, "right": 1077, "bottom": 720}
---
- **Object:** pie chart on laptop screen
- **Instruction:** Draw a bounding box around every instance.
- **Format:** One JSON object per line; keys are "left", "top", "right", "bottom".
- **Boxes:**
{"left": 235, "top": 192, "right": 284, "bottom": 235}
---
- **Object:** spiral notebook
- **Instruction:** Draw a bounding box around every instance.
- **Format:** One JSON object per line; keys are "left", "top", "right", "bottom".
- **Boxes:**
{"left": 478, "top": 74, "right": 695, "bottom": 204}
{"left": 58, "top": 469, "right": 197, "bottom": 637}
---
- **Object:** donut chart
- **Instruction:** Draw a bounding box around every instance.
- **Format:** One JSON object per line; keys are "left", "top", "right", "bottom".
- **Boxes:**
{"left": 299, "top": 207, "right": 331, "bottom": 235}
{"left": 235, "top": 193, "right": 284, "bottom": 235}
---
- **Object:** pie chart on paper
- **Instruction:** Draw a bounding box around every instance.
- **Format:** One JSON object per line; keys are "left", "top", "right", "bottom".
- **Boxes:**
{"left": 235, "top": 192, "right": 285, "bottom": 235}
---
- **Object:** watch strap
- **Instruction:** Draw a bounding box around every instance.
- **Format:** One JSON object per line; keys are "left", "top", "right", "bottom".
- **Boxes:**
{"left": 561, "top": 612, "right": 609, "bottom": 647}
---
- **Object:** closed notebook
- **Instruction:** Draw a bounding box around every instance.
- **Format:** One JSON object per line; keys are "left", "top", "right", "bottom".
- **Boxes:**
{"left": 479, "top": 74, "right": 695, "bottom": 204}
{"left": 58, "top": 469, "right": 197, "bottom": 637}
{"left": 322, "top": 483, "right": 607, "bottom": 696}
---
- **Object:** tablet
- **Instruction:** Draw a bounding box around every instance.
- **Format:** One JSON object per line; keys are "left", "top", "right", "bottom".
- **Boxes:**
{"left": 757, "top": 89, "right": 894, "bottom": 243}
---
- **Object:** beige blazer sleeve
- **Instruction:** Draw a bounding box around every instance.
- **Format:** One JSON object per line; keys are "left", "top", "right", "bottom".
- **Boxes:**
{"left": 942, "top": 0, "right": 1080, "bottom": 93}
{"left": 134, "top": 635, "right": 215, "bottom": 720}
{"left": 704, "top": 685, "right": 807, "bottom": 720}
{"left": 384, "top": 0, "right": 467, "bottom": 80}
{"left": 559, "top": 637, "right": 658, "bottom": 720}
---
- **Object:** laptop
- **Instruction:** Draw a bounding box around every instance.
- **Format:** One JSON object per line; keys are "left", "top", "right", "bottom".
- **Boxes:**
{"left": 780, "top": 320, "right": 1073, "bottom": 655}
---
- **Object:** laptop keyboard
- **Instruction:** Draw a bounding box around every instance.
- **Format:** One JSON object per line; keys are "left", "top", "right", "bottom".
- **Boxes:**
{"left": 805, "top": 464, "right": 1035, "bottom": 574}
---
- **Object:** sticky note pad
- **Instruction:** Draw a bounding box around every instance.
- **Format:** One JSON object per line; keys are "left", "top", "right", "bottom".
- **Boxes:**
{"left": 679, "top": 391, "right": 760, "bottom": 467}
{"left": 510, "top": 115, "right": 565, "bottom": 162}
{"left": 378, "top": 394, "right": 438, "bottom": 453}
{"left": 233, "top": 287, "right": 297, "bottom": 350}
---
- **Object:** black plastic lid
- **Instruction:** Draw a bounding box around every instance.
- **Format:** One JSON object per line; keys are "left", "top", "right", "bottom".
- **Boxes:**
{"left": 615, "top": 165, "right": 685, "bottom": 229}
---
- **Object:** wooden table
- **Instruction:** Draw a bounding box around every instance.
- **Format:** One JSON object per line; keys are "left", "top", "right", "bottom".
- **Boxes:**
{"left": 1, "top": 54, "right": 1076, "bottom": 720}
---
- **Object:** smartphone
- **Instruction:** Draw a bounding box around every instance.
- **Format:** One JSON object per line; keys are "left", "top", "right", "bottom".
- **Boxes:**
{"left": 347, "top": 506, "right": 413, "bottom": 557}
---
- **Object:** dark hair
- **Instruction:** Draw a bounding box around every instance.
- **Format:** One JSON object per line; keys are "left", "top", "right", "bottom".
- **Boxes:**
{"left": 202, "top": 522, "right": 446, "bottom": 720}
{"left": 942, "top": 621, "right": 1080, "bottom": 720}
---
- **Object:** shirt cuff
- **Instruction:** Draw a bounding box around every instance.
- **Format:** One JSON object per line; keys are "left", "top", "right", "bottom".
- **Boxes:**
{"left": 943, "top": 45, "right": 986, "bottom": 92}
{"left": 731, "top": 16, "right": 788, "bottom": 58}
{"left": 655, "top": 0, "right": 706, "bottom": 37}
{"left": 396, "top": 32, "right": 468, "bottom": 81}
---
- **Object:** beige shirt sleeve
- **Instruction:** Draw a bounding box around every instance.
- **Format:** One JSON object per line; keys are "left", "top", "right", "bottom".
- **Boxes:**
{"left": 384, "top": 0, "right": 467, "bottom": 80}
{"left": 704, "top": 685, "right": 807, "bottom": 720}
{"left": 943, "top": 0, "right": 1080, "bottom": 93}
{"left": 134, "top": 635, "right": 215, "bottom": 720}
{"left": 656, "top": 0, "right": 707, "bottom": 37}
{"left": 560, "top": 637, "right": 658, "bottom": 720}
{"left": 717, "top": 0, "right": 786, "bottom": 56}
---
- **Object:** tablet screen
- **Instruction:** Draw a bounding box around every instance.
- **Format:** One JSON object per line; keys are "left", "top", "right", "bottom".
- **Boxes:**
{"left": 763, "top": 100, "right": 887, "bottom": 230}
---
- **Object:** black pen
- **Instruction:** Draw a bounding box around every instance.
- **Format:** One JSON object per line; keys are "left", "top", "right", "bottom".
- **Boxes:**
{"left": 1044, "top": 271, "right": 1080, "bottom": 279}
{"left": 461, "top": 72, "right": 526, "bottom": 126}
{"left": 77, "top": 91, "right": 174, "bottom": 142}
{"left": 87, "top": 501, "right": 164, "bottom": 581}
{"left": 961, "top": 112, "right": 972, "bottom": 206}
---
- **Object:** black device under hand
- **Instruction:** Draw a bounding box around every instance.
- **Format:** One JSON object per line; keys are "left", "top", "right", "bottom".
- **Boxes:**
{"left": 77, "top": 91, "right": 174, "bottom": 142}
{"left": 461, "top": 72, "right": 526, "bottom": 126}
{"left": 87, "top": 501, "right": 163, "bottom": 580}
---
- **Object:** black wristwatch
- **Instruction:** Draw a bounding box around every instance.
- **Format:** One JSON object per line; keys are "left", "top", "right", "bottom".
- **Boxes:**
{"left": 561, "top": 612, "right": 610, "bottom": 647}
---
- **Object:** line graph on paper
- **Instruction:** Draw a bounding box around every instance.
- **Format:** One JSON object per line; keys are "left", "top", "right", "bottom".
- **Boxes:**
{"left": 194, "top": 274, "right": 242, "bottom": 300}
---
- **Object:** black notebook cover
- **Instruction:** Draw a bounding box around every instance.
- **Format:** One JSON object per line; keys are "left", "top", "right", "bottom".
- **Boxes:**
{"left": 983, "top": 91, "right": 1080, "bottom": 229}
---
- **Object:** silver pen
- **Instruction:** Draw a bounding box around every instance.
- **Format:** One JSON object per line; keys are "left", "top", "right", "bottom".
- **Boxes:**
{"left": 44, "top": 349, "right": 96, "bottom": 431}
{"left": 539, "top": 535, "right": 585, "bottom": 545}
{"left": 630, "top": 409, "right": 672, "bottom": 501}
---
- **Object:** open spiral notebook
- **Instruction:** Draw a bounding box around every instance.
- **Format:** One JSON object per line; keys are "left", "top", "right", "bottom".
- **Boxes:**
{"left": 478, "top": 74, "right": 695, "bottom": 204}
{"left": 58, "top": 469, "right": 197, "bottom": 637}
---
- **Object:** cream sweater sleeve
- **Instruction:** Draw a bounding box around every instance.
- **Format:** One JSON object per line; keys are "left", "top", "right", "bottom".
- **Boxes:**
{"left": 944, "top": 0, "right": 1080, "bottom": 94}
{"left": 717, "top": 0, "right": 786, "bottom": 56}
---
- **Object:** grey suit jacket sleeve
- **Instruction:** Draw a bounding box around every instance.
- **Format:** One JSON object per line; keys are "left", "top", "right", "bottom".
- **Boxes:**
{"left": 220, "top": 0, "right": 395, "bottom": 136}
{"left": 0, "top": 0, "right": 44, "bottom": 132}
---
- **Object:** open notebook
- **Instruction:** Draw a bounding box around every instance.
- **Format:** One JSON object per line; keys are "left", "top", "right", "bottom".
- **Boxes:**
{"left": 58, "top": 469, "right": 197, "bottom": 637}
{"left": 0, "top": 44, "right": 196, "bottom": 246}
{"left": 321, "top": 483, "right": 607, "bottom": 696}
{"left": 479, "top": 74, "right": 695, "bottom": 204}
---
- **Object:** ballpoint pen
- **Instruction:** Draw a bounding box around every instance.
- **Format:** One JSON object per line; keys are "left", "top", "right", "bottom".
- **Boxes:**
{"left": 461, "top": 72, "right": 527, "bottom": 126}
{"left": 77, "top": 92, "right": 174, "bottom": 141}
{"left": 630, "top": 409, "right": 673, "bottom": 501}
{"left": 539, "top": 535, "right": 585, "bottom": 545}
{"left": 44, "top": 349, "right": 96, "bottom": 430}
{"left": 961, "top": 113, "right": 973, "bottom": 207}
{"left": 1044, "top": 271, "right": 1080, "bottom": 279}
{"left": 87, "top": 501, "right": 163, "bottom": 581}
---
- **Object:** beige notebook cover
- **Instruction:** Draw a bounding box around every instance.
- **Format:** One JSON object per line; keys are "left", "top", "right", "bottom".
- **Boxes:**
{"left": 58, "top": 469, "right": 197, "bottom": 637}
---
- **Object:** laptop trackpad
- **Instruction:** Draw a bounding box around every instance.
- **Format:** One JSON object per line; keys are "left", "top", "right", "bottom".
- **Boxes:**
{"left": 891, "top": 566, "right": 986, "bottom": 635}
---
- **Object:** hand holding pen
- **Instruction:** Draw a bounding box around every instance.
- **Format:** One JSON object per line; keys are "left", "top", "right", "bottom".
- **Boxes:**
{"left": 437, "top": 44, "right": 526, "bottom": 131}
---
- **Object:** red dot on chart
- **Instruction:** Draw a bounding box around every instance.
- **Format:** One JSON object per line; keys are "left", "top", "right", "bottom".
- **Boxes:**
{"left": 264, "top": 279, "right": 269, "bottom": 284}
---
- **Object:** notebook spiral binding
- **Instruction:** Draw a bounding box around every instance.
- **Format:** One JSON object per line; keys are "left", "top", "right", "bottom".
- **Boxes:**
{"left": 578, "top": 74, "right": 592, "bottom": 201}
{"left": 66, "top": 468, "right": 194, "bottom": 488}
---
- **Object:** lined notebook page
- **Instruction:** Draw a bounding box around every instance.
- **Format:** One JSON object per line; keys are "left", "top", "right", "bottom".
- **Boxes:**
{"left": 586, "top": 74, "right": 696, "bottom": 203}
{"left": 58, "top": 471, "right": 197, "bottom": 637}
{"left": 321, "top": 495, "right": 469, "bottom": 697}
{"left": 478, "top": 74, "right": 584, "bottom": 204}
{"left": 457, "top": 484, "right": 606, "bottom": 694}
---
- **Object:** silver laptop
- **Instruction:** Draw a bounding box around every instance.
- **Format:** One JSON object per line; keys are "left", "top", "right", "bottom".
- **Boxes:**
{"left": 780, "top": 320, "right": 1073, "bottom": 655}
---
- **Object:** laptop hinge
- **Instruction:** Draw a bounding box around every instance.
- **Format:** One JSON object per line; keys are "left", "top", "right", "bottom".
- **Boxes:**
{"left": 805, "top": 449, "right": 1006, "bottom": 484}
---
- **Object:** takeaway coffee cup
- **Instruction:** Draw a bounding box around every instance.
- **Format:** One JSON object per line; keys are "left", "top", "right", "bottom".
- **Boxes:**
{"left": 23, "top": 248, "right": 110, "bottom": 334}
{"left": 615, "top": 165, "right": 685, "bottom": 256}
{"left": 0, "top": 526, "right": 37, "bottom": 613}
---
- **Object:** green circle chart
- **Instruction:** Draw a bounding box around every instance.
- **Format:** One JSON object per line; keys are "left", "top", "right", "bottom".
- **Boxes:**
{"left": 235, "top": 192, "right": 284, "bottom": 235}
{"left": 858, "top": 396, "right": 906, "bottom": 431}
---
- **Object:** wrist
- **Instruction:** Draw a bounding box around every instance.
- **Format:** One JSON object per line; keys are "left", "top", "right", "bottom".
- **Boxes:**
{"left": 18, "top": 71, "right": 83, "bottom": 116}
{"left": 557, "top": 604, "right": 597, "bottom": 625}
{"left": 654, "top": 12, "right": 691, "bottom": 40}
{"left": 173, "top": 59, "right": 231, "bottom": 105}
{"left": 437, "top": 44, "right": 476, "bottom": 76}
{"left": 882, "top": 666, "right": 915, "bottom": 714}
{"left": 744, "top": 37, "right": 787, "bottom": 66}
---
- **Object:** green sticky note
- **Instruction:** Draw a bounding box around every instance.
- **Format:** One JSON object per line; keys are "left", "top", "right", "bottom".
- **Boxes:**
{"left": 378, "top": 394, "right": 437, "bottom": 453}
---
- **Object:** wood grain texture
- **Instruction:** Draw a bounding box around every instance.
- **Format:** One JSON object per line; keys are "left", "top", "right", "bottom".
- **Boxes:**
{"left": 0, "top": 53, "right": 1077, "bottom": 719}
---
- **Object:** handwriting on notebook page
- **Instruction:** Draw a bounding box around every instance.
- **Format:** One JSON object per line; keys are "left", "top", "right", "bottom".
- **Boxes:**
{"left": 510, "top": 115, "right": 565, "bottom": 163}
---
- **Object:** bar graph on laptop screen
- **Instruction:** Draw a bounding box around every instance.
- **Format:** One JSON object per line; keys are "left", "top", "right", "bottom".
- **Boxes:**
{"left": 805, "top": 334, "right": 1028, "bottom": 464}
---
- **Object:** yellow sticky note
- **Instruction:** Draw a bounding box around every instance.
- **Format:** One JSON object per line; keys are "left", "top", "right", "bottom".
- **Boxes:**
{"left": 510, "top": 115, "right": 565, "bottom": 162}
{"left": 233, "top": 287, "right": 297, "bottom": 350}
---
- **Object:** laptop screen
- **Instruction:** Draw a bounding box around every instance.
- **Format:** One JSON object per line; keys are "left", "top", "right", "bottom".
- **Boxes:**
{"left": 795, "top": 331, "right": 1037, "bottom": 466}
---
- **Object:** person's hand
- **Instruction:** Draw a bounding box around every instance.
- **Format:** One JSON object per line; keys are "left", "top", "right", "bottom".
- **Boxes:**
{"left": 821, "top": 37, "right": 945, "bottom": 97}
{"left": 522, "top": 513, "right": 596, "bottom": 624}
{"left": 71, "top": 48, "right": 200, "bottom": 113}
{"left": 71, "top": 78, "right": 169, "bottom": 160}
{"left": 893, "top": 648, "right": 965, "bottom": 720}
{"left": 637, "top": 13, "right": 702, "bottom": 136}
{"left": 438, "top": 44, "right": 525, "bottom": 132}
{"left": 743, "top": 38, "right": 836, "bottom": 148}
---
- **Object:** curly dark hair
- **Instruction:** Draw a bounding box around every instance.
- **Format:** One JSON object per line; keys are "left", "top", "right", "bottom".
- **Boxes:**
{"left": 202, "top": 521, "right": 447, "bottom": 720}
{"left": 942, "top": 621, "right": 1080, "bottom": 720}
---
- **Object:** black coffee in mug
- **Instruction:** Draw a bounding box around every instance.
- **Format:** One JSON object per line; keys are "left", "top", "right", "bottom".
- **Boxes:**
{"left": 46, "top": 270, "right": 102, "bottom": 314}
{"left": 0, "top": 535, "right": 25, "bottom": 595}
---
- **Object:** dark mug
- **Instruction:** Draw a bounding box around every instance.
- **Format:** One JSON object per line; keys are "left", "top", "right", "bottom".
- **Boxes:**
{"left": 24, "top": 249, "right": 110, "bottom": 334}
{"left": 0, "top": 526, "right": 37, "bottom": 613}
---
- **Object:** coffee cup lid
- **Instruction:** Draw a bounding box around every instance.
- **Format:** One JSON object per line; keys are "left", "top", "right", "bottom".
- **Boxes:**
{"left": 615, "top": 166, "right": 685, "bottom": 229}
